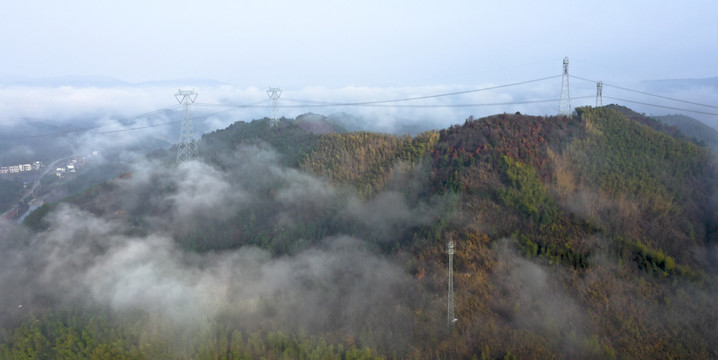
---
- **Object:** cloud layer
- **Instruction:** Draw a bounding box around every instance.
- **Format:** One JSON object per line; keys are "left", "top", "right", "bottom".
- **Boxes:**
{"left": 0, "top": 143, "right": 436, "bottom": 353}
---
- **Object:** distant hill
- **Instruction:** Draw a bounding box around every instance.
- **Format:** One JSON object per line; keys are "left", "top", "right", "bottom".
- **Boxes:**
{"left": 7, "top": 107, "right": 718, "bottom": 359}
{"left": 295, "top": 113, "right": 346, "bottom": 134}
{"left": 651, "top": 113, "right": 718, "bottom": 149}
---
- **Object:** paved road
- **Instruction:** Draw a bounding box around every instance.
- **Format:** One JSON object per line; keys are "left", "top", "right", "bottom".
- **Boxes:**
{"left": 1, "top": 154, "right": 76, "bottom": 219}
{"left": 22, "top": 155, "right": 75, "bottom": 201}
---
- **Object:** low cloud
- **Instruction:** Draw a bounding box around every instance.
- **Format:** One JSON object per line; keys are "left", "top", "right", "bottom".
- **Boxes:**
{"left": 0, "top": 143, "right": 433, "bottom": 353}
{"left": 2, "top": 80, "right": 716, "bottom": 165}
{"left": 2, "top": 203, "right": 413, "bottom": 334}
{"left": 491, "top": 239, "right": 589, "bottom": 355}
{"left": 168, "top": 161, "right": 244, "bottom": 221}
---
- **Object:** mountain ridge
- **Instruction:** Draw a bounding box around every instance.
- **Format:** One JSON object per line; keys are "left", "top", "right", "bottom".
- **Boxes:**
{"left": 6, "top": 105, "right": 718, "bottom": 359}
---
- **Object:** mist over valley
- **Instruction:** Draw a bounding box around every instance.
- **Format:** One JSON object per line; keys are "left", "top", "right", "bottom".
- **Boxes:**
{"left": 2, "top": 87, "right": 718, "bottom": 357}
{"left": 2, "top": 0, "right": 718, "bottom": 357}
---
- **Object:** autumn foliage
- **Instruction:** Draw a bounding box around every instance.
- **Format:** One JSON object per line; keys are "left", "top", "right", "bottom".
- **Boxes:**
{"left": 5, "top": 108, "right": 718, "bottom": 359}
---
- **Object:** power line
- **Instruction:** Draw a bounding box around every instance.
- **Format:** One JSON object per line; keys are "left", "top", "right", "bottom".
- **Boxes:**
{"left": 94, "top": 120, "right": 181, "bottom": 134}
{"left": 571, "top": 75, "right": 718, "bottom": 110}
{"left": 310, "top": 75, "right": 563, "bottom": 106}
{"left": 283, "top": 96, "right": 595, "bottom": 109}
{"left": 3, "top": 105, "right": 181, "bottom": 140}
{"left": 569, "top": 75, "right": 602, "bottom": 84}
{"left": 605, "top": 83, "right": 718, "bottom": 110}
{"left": 62, "top": 108, "right": 253, "bottom": 136}
{"left": 106, "top": 105, "right": 182, "bottom": 123}
{"left": 192, "top": 96, "right": 596, "bottom": 110}
{"left": 200, "top": 75, "right": 563, "bottom": 109}
{"left": 194, "top": 99, "right": 268, "bottom": 108}
{"left": 5, "top": 72, "right": 717, "bottom": 142}
{"left": 193, "top": 108, "right": 244, "bottom": 119}
{"left": 603, "top": 96, "right": 718, "bottom": 116}
{"left": 53, "top": 108, "right": 234, "bottom": 136}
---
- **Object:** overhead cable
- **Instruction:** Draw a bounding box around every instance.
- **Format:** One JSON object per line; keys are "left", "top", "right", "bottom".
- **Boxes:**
{"left": 603, "top": 96, "right": 718, "bottom": 116}
{"left": 571, "top": 75, "right": 718, "bottom": 110}
{"left": 5, "top": 105, "right": 181, "bottom": 140}
{"left": 197, "top": 75, "right": 563, "bottom": 109}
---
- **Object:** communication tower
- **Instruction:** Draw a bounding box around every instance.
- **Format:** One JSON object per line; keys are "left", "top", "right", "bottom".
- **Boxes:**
{"left": 558, "top": 57, "right": 571, "bottom": 116}
{"left": 447, "top": 239, "right": 456, "bottom": 328}
{"left": 267, "top": 87, "right": 282, "bottom": 125}
{"left": 175, "top": 89, "right": 199, "bottom": 163}
{"left": 596, "top": 81, "right": 603, "bottom": 107}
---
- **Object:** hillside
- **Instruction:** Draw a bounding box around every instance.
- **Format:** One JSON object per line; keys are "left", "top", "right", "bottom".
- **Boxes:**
{"left": 3, "top": 107, "right": 718, "bottom": 359}
{"left": 652, "top": 113, "right": 718, "bottom": 149}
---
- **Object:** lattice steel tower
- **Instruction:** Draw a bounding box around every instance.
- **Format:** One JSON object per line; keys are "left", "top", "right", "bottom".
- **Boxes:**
{"left": 596, "top": 81, "right": 603, "bottom": 107}
{"left": 558, "top": 57, "right": 571, "bottom": 116}
{"left": 267, "top": 87, "right": 282, "bottom": 125}
{"left": 176, "top": 89, "right": 199, "bottom": 163}
{"left": 447, "top": 239, "right": 456, "bottom": 328}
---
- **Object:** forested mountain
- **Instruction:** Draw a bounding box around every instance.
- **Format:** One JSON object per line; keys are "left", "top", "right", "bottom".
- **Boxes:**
{"left": 652, "top": 113, "right": 718, "bottom": 149}
{"left": 3, "top": 106, "right": 718, "bottom": 359}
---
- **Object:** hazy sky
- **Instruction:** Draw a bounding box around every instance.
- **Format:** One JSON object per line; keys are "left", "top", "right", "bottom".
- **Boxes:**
{"left": 2, "top": 0, "right": 717, "bottom": 87}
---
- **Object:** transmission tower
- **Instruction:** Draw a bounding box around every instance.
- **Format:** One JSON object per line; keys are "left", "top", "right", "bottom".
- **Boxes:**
{"left": 267, "top": 87, "right": 282, "bottom": 125}
{"left": 447, "top": 239, "right": 456, "bottom": 328}
{"left": 175, "top": 89, "right": 199, "bottom": 163}
{"left": 596, "top": 81, "right": 603, "bottom": 107}
{"left": 558, "top": 57, "right": 571, "bottom": 116}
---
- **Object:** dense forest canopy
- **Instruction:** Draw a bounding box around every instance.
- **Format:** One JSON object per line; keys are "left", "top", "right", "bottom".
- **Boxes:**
{"left": 2, "top": 107, "right": 718, "bottom": 359}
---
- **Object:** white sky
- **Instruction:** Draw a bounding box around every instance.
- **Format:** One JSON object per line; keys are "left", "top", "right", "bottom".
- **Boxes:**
{"left": 2, "top": 0, "right": 717, "bottom": 87}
